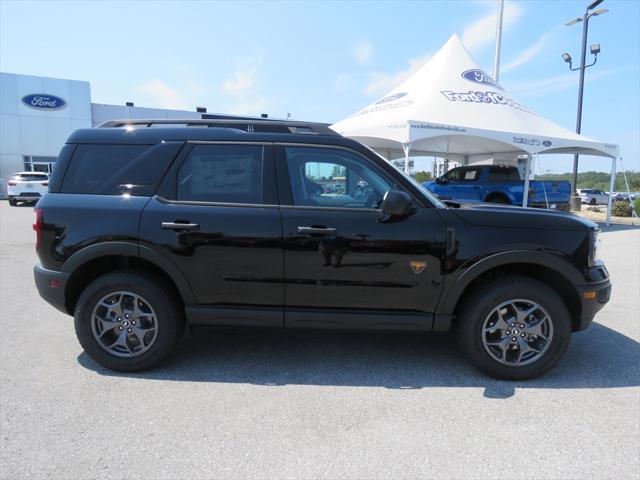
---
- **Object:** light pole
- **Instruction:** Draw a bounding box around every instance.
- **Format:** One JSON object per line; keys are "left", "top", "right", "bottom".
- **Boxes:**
{"left": 493, "top": 0, "right": 505, "bottom": 83}
{"left": 562, "top": 0, "right": 608, "bottom": 210}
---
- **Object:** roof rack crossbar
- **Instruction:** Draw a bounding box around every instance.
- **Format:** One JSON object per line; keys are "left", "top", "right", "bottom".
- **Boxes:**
{"left": 97, "top": 118, "right": 339, "bottom": 136}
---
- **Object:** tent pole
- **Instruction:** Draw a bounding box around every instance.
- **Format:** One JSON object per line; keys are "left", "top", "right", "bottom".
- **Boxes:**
{"left": 620, "top": 157, "right": 638, "bottom": 219}
{"left": 402, "top": 143, "right": 411, "bottom": 174}
{"left": 606, "top": 156, "right": 616, "bottom": 226}
{"left": 522, "top": 155, "right": 532, "bottom": 207}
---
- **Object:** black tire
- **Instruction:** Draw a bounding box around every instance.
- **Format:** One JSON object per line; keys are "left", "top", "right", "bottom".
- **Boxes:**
{"left": 486, "top": 195, "right": 510, "bottom": 204}
{"left": 456, "top": 275, "right": 571, "bottom": 380}
{"left": 8, "top": 197, "right": 17, "bottom": 206}
{"left": 74, "top": 270, "right": 184, "bottom": 372}
{"left": 590, "top": 198, "right": 597, "bottom": 205}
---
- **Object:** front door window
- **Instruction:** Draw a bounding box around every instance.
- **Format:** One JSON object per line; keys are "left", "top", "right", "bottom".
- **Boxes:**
{"left": 285, "top": 146, "right": 398, "bottom": 209}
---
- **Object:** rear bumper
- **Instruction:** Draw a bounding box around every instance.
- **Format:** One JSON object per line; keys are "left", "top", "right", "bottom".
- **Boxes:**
{"left": 10, "top": 192, "right": 42, "bottom": 201}
{"left": 574, "top": 266, "right": 612, "bottom": 331}
{"left": 34, "top": 264, "right": 70, "bottom": 314}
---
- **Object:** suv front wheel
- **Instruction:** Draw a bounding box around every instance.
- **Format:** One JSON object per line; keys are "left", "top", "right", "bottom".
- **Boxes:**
{"left": 456, "top": 275, "right": 571, "bottom": 380}
{"left": 74, "top": 271, "right": 183, "bottom": 371}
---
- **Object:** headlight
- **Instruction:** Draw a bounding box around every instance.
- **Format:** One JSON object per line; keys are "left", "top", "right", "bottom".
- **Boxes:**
{"left": 588, "top": 229, "right": 600, "bottom": 267}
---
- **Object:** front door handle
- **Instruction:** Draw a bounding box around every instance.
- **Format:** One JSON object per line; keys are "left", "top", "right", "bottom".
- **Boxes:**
{"left": 161, "top": 221, "right": 200, "bottom": 231}
{"left": 297, "top": 226, "right": 337, "bottom": 235}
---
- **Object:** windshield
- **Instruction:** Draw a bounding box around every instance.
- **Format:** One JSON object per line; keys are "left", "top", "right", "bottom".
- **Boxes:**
{"left": 360, "top": 145, "right": 446, "bottom": 208}
{"left": 15, "top": 173, "right": 48, "bottom": 181}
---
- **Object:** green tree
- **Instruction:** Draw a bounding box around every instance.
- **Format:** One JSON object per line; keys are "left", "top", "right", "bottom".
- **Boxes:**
{"left": 533, "top": 170, "right": 640, "bottom": 192}
{"left": 412, "top": 171, "right": 432, "bottom": 183}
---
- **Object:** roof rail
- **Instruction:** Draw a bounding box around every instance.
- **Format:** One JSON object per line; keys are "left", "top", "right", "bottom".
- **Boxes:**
{"left": 96, "top": 118, "right": 340, "bottom": 136}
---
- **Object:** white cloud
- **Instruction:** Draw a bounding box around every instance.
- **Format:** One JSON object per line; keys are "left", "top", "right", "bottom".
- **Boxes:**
{"left": 502, "top": 32, "right": 552, "bottom": 73}
{"left": 222, "top": 64, "right": 258, "bottom": 94}
{"left": 136, "top": 79, "right": 187, "bottom": 110}
{"left": 221, "top": 61, "right": 268, "bottom": 115}
{"left": 364, "top": 52, "right": 433, "bottom": 96}
{"left": 508, "top": 69, "right": 615, "bottom": 97}
{"left": 462, "top": 1, "right": 523, "bottom": 52}
{"left": 227, "top": 96, "right": 269, "bottom": 116}
{"left": 353, "top": 41, "right": 373, "bottom": 64}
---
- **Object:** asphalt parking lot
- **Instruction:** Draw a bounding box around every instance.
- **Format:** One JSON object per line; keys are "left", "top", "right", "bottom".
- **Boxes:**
{"left": 1, "top": 201, "right": 638, "bottom": 479}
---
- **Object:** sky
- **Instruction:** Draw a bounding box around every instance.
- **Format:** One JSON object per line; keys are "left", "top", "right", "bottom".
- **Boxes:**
{"left": 1, "top": 0, "right": 639, "bottom": 173}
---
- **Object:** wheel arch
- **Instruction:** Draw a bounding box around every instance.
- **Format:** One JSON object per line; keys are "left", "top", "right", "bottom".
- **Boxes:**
{"left": 61, "top": 242, "right": 195, "bottom": 315}
{"left": 437, "top": 251, "right": 584, "bottom": 332}
{"left": 484, "top": 190, "right": 513, "bottom": 204}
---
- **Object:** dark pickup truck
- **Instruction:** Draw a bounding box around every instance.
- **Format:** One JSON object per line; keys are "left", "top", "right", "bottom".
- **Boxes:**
{"left": 423, "top": 165, "right": 571, "bottom": 209}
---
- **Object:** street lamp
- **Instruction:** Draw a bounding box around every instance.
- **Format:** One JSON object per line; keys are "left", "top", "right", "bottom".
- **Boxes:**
{"left": 562, "top": 0, "right": 609, "bottom": 210}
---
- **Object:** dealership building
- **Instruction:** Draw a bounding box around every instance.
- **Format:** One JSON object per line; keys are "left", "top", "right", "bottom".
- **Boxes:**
{"left": 0, "top": 71, "right": 212, "bottom": 198}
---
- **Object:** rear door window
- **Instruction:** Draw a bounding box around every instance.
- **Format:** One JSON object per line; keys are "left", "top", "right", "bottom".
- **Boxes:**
{"left": 176, "top": 144, "right": 264, "bottom": 204}
{"left": 488, "top": 167, "right": 520, "bottom": 181}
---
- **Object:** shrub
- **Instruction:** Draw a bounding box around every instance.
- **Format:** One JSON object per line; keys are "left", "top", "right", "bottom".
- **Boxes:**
{"left": 634, "top": 197, "right": 640, "bottom": 215}
{"left": 412, "top": 171, "right": 432, "bottom": 183}
{"left": 611, "top": 200, "right": 632, "bottom": 217}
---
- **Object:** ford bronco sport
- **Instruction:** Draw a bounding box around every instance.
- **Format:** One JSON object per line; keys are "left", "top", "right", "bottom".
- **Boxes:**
{"left": 33, "top": 119, "right": 611, "bottom": 379}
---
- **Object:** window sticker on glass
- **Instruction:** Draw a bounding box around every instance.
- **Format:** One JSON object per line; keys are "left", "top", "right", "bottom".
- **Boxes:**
{"left": 464, "top": 170, "right": 477, "bottom": 180}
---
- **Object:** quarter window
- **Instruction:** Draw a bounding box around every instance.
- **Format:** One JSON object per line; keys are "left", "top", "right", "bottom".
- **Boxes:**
{"left": 177, "top": 144, "right": 264, "bottom": 204}
{"left": 61, "top": 144, "right": 148, "bottom": 194}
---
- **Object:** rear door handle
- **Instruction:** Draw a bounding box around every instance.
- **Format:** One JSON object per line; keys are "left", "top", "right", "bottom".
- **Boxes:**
{"left": 297, "top": 226, "right": 337, "bottom": 235}
{"left": 161, "top": 221, "right": 200, "bottom": 231}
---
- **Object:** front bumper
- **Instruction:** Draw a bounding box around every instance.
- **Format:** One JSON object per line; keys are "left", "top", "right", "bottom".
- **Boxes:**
{"left": 34, "top": 264, "right": 70, "bottom": 314}
{"left": 573, "top": 264, "right": 612, "bottom": 331}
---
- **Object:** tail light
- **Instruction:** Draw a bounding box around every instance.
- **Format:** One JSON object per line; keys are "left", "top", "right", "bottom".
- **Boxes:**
{"left": 33, "top": 208, "right": 43, "bottom": 251}
{"left": 8, "top": 180, "right": 17, "bottom": 186}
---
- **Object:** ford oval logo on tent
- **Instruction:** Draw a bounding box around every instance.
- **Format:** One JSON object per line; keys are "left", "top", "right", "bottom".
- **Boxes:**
{"left": 461, "top": 70, "right": 501, "bottom": 89}
{"left": 22, "top": 94, "right": 68, "bottom": 111}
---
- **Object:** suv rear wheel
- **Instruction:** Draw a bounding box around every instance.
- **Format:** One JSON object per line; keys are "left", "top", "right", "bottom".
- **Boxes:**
{"left": 8, "top": 197, "right": 17, "bottom": 206}
{"left": 74, "top": 271, "right": 183, "bottom": 371}
{"left": 456, "top": 275, "right": 571, "bottom": 380}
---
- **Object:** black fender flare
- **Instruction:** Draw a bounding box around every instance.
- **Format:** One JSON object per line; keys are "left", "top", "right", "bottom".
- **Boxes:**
{"left": 60, "top": 241, "right": 196, "bottom": 304}
{"left": 437, "top": 250, "right": 584, "bottom": 317}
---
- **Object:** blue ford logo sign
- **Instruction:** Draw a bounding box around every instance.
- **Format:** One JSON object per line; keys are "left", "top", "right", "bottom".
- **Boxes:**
{"left": 461, "top": 69, "right": 501, "bottom": 89}
{"left": 22, "top": 94, "right": 68, "bottom": 111}
{"left": 542, "top": 140, "right": 552, "bottom": 147}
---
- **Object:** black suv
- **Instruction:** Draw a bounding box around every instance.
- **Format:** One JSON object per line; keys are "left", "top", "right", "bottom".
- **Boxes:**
{"left": 33, "top": 119, "right": 611, "bottom": 379}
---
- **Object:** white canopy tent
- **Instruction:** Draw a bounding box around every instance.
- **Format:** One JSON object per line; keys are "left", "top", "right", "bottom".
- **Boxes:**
{"left": 331, "top": 34, "right": 620, "bottom": 225}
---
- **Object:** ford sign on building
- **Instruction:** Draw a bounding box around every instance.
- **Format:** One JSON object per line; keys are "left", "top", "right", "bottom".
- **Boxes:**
{"left": 0, "top": 71, "right": 203, "bottom": 198}
{"left": 22, "top": 94, "right": 68, "bottom": 111}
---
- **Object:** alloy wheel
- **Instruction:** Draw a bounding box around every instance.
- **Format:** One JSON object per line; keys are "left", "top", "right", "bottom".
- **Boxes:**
{"left": 90, "top": 291, "right": 159, "bottom": 357}
{"left": 481, "top": 299, "right": 554, "bottom": 366}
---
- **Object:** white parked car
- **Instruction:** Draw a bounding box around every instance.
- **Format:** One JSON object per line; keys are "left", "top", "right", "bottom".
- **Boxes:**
{"left": 579, "top": 189, "right": 609, "bottom": 205}
{"left": 7, "top": 171, "right": 49, "bottom": 206}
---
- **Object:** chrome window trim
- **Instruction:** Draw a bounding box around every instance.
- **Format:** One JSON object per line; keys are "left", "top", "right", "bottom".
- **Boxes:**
{"left": 154, "top": 195, "right": 279, "bottom": 209}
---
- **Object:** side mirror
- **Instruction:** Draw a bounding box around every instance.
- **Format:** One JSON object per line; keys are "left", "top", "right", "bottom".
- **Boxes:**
{"left": 436, "top": 176, "right": 448, "bottom": 184}
{"left": 381, "top": 190, "right": 413, "bottom": 217}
